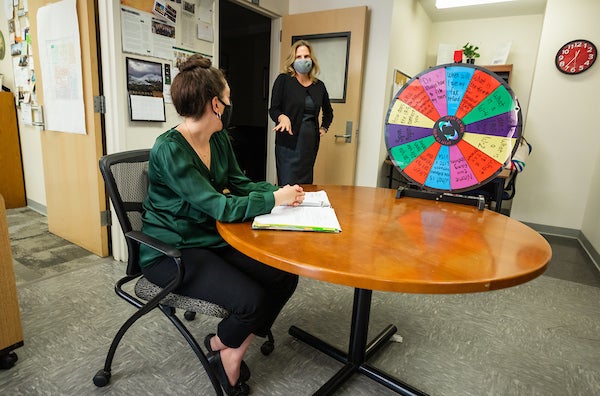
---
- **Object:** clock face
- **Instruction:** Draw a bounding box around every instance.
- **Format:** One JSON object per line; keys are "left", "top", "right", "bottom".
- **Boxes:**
{"left": 555, "top": 39, "right": 597, "bottom": 75}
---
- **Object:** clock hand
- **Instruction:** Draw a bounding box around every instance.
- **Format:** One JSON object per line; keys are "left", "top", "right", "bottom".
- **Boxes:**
{"left": 566, "top": 50, "right": 581, "bottom": 67}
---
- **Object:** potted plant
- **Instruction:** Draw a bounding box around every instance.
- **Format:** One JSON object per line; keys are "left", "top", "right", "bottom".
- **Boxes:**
{"left": 462, "top": 42, "right": 480, "bottom": 64}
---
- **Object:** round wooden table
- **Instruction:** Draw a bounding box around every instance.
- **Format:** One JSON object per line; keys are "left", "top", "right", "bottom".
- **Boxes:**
{"left": 217, "top": 185, "right": 551, "bottom": 395}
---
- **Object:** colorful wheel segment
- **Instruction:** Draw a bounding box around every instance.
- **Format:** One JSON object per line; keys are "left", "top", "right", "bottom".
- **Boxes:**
{"left": 385, "top": 64, "right": 522, "bottom": 193}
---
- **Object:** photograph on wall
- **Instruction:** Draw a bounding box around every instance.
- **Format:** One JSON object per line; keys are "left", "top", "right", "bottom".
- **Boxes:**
{"left": 126, "top": 57, "right": 166, "bottom": 121}
{"left": 153, "top": 0, "right": 177, "bottom": 24}
{"left": 152, "top": 19, "right": 176, "bottom": 39}
{"left": 11, "top": 42, "right": 21, "bottom": 56}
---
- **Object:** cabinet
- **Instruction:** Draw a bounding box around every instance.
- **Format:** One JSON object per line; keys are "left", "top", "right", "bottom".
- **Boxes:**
{"left": 482, "top": 64, "right": 512, "bottom": 85}
{"left": 0, "top": 92, "right": 26, "bottom": 208}
{"left": 0, "top": 194, "right": 24, "bottom": 369}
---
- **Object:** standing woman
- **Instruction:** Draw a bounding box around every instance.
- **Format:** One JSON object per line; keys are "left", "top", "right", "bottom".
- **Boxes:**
{"left": 140, "top": 55, "right": 304, "bottom": 396}
{"left": 269, "top": 40, "right": 334, "bottom": 185}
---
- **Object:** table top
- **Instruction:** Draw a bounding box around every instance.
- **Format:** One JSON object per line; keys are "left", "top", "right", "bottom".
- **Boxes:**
{"left": 217, "top": 185, "right": 551, "bottom": 294}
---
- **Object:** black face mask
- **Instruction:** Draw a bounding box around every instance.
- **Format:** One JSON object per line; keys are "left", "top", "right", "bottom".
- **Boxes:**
{"left": 218, "top": 97, "right": 232, "bottom": 130}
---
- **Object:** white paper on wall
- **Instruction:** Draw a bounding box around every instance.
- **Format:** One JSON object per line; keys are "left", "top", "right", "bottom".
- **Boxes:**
{"left": 36, "top": 0, "right": 86, "bottom": 134}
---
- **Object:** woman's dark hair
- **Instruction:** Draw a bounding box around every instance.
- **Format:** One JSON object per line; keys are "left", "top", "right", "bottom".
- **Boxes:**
{"left": 171, "top": 54, "right": 226, "bottom": 119}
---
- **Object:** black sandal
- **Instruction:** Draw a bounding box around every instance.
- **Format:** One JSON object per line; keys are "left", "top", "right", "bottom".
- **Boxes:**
{"left": 208, "top": 350, "right": 250, "bottom": 396}
{"left": 204, "top": 333, "right": 251, "bottom": 382}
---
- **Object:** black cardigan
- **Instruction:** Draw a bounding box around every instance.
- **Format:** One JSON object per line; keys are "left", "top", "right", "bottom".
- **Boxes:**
{"left": 269, "top": 73, "right": 333, "bottom": 149}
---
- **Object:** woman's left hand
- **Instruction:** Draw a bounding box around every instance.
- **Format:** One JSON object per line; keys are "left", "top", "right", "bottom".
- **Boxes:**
{"left": 319, "top": 127, "right": 327, "bottom": 137}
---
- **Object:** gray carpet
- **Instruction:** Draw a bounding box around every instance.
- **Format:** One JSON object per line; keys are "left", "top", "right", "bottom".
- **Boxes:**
{"left": 1, "top": 208, "right": 599, "bottom": 395}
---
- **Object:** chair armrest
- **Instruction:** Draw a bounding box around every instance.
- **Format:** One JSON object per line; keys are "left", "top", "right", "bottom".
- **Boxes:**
{"left": 125, "top": 230, "right": 181, "bottom": 259}
{"left": 124, "top": 230, "right": 184, "bottom": 302}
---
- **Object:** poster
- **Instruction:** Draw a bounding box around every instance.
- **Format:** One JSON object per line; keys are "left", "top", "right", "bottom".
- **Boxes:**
{"left": 35, "top": 0, "right": 86, "bottom": 134}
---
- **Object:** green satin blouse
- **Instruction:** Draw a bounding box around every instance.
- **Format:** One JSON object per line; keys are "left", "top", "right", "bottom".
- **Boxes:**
{"left": 139, "top": 128, "right": 278, "bottom": 267}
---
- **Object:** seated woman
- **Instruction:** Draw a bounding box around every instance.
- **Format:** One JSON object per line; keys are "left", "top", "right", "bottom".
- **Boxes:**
{"left": 139, "top": 54, "right": 305, "bottom": 396}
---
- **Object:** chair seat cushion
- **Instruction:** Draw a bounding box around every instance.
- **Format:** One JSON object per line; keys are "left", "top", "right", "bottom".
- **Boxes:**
{"left": 135, "top": 277, "right": 229, "bottom": 318}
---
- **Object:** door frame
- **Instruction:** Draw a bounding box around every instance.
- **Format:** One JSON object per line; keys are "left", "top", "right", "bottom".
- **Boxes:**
{"left": 98, "top": 0, "right": 129, "bottom": 261}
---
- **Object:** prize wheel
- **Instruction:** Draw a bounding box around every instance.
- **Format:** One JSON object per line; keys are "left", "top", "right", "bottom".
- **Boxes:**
{"left": 385, "top": 64, "right": 522, "bottom": 193}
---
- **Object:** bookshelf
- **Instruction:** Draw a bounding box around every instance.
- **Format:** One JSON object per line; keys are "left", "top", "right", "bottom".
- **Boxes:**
{"left": 482, "top": 64, "right": 513, "bottom": 85}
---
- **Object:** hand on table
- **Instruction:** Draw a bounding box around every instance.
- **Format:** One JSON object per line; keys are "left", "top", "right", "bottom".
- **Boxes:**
{"left": 274, "top": 184, "right": 304, "bottom": 207}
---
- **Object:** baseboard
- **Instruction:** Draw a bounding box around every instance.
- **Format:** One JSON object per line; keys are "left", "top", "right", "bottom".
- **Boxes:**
{"left": 26, "top": 199, "right": 47, "bottom": 216}
{"left": 579, "top": 233, "right": 600, "bottom": 273}
{"left": 525, "top": 222, "right": 599, "bottom": 272}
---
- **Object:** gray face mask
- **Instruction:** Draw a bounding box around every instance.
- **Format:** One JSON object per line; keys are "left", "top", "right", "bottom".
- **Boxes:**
{"left": 293, "top": 59, "right": 313, "bottom": 74}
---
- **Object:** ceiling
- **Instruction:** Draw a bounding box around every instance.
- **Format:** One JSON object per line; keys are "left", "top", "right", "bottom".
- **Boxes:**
{"left": 417, "top": 0, "right": 547, "bottom": 22}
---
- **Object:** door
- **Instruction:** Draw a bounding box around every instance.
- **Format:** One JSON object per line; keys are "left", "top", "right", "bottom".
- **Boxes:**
{"left": 282, "top": 6, "right": 367, "bottom": 185}
{"left": 28, "top": 0, "right": 108, "bottom": 256}
{"left": 220, "top": 0, "right": 271, "bottom": 182}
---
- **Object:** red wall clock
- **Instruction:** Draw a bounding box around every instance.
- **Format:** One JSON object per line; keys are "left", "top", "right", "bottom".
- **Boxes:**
{"left": 555, "top": 39, "right": 597, "bottom": 75}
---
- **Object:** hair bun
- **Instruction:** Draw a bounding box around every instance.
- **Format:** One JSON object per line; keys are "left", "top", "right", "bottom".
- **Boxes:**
{"left": 180, "top": 54, "right": 212, "bottom": 72}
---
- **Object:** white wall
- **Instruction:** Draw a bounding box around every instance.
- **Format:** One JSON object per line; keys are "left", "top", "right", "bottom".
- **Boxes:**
{"left": 514, "top": 0, "right": 600, "bottom": 253}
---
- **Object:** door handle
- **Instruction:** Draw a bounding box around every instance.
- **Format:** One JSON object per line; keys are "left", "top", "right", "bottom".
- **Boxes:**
{"left": 334, "top": 121, "right": 352, "bottom": 143}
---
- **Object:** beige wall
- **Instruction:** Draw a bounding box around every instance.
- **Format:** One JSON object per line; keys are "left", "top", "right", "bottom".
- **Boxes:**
{"left": 515, "top": 0, "right": 600, "bottom": 253}
{"left": 426, "top": 14, "right": 544, "bottom": 121}
{"left": 383, "top": 0, "right": 432, "bottom": 187}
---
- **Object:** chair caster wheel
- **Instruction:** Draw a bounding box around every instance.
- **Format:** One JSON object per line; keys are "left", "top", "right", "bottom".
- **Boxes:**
{"left": 260, "top": 340, "right": 274, "bottom": 355}
{"left": 184, "top": 311, "right": 196, "bottom": 321}
{"left": 0, "top": 352, "right": 18, "bottom": 369}
{"left": 93, "top": 369, "right": 112, "bottom": 387}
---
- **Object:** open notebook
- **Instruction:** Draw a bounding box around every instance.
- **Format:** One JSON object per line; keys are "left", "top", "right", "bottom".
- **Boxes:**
{"left": 252, "top": 191, "right": 341, "bottom": 233}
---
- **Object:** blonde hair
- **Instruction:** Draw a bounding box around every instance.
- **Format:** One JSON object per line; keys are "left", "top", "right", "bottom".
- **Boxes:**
{"left": 282, "top": 40, "right": 320, "bottom": 83}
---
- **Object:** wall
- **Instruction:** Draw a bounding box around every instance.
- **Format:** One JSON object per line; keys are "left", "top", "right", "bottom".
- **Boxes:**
{"left": 514, "top": 0, "right": 600, "bottom": 253}
{"left": 426, "top": 14, "right": 544, "bottom": 121}
{"left": 381, "top": 0, "right": 432, "bottom": 186}
{"left": 0, "top": 4, "right": 46, "bottom": 211}
{"left": 583, "top": 154, "right": 600, "bottom": 258}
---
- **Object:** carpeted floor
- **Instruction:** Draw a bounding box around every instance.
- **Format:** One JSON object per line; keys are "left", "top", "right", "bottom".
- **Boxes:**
{"left": 2, "top": 207, "right": 599, "bottom": 396}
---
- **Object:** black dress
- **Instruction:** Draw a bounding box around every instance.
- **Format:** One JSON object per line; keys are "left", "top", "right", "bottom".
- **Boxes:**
{"left": 275, "top": 93, "right": 318, "bottom": 185}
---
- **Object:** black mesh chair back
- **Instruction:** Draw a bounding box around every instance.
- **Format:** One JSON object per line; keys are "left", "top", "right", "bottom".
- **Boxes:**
{"left": 99, "top": 149, "right": 149, "bottom": 276}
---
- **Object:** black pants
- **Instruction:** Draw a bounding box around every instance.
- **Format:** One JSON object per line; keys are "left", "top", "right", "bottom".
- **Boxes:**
{"left": 142, "top": 245, "right": 298, "bottom": 348}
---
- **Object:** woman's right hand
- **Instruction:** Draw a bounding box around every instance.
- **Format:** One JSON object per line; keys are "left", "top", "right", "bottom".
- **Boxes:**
{"left": 273, "top": 114, "right": 293, "bottom": 135}
{"left": 274, "top": 184, "right": 304, "bottom": 206}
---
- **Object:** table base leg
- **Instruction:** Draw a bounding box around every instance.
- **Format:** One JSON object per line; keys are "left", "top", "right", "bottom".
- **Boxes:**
{"left": 288, "top": 288, "right": 428, "bottom": 396}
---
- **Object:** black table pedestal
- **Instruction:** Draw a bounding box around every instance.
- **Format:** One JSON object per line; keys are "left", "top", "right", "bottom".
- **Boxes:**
{"left": 289, "top": 288, "right": 428, "bottom": 396}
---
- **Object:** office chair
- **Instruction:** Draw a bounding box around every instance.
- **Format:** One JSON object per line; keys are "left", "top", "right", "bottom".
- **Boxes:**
{"left": 93, "top": 149, "right": 274, "bottom": 394}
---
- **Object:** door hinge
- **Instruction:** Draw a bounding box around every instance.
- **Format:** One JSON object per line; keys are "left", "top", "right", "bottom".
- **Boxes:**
{"left": 279, "top": 30, "right": 282, "bottom": 42}
{"left": 94, "top": 95, "right": 106, "bottom": 114}
{"left": 100, "top": 210, "right": 111, "bottom": 226}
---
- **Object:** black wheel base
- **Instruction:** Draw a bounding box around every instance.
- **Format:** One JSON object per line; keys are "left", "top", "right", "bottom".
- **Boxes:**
{"left": 0, "top": 352, "right": 18, "bottom": 369}
{"left": 184, "top": 311, "right": 196, "bottom": 321}
{"left": 260, "top": 340, "right": 274, "bottom": 356}
{"left": 93, "top": 369, "right": 112, "bottom": 387}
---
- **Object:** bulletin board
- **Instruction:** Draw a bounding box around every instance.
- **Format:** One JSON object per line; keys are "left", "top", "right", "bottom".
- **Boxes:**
{"left": 119, "top": 0, "right": 214, "bottom": 116}
{"left": 384, "top": 64, "right": 522, "bottom": 193}
{"left": 120, "top": 0, "right": 214, "bottom": 60}
{"left": 4, "top": 0, "right": 35, "bottom": 107}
